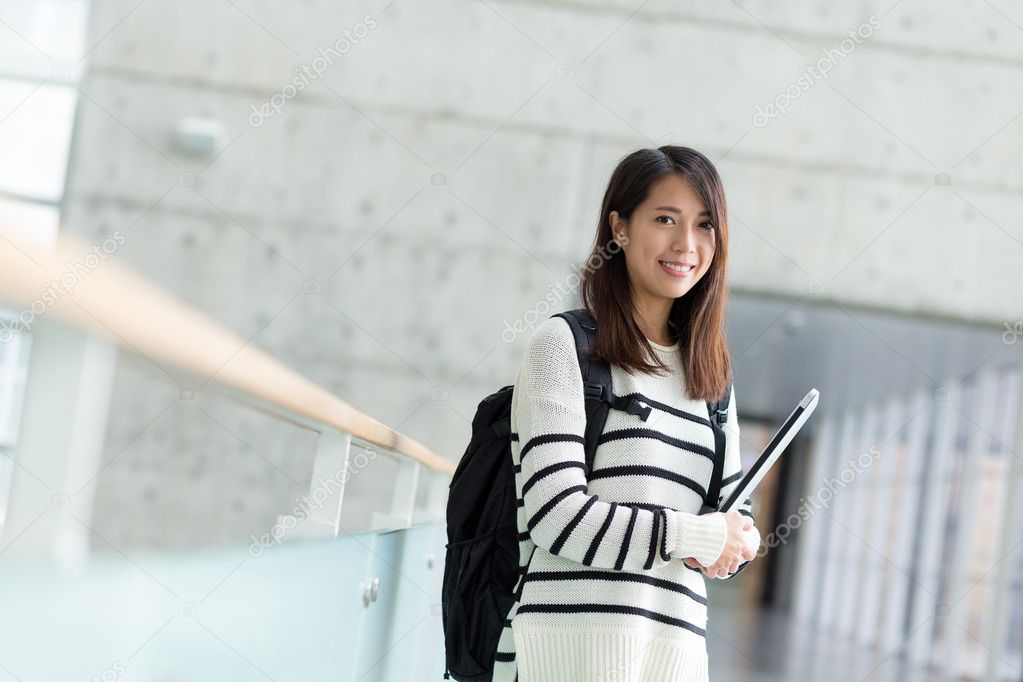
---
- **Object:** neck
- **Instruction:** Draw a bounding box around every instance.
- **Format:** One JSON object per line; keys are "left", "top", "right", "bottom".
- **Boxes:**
{"left": 633, "top": 296, "right": 674, "bottom": 345}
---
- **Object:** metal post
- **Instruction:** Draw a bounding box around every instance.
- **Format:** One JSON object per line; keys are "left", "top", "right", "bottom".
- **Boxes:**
{"left": 982, "top": 364, "right": 1022, "bottom": 682}
{"left": 414, "top": 469, "right": 449, "bottom": 525}
{"left": 3, "top": 320, "right": 117, "bottom": 566}
{"left": 906, "top": 380, "right": 960, "bottom": 665}
{"left": 856, "top": 393, "right": 910, "bottom": 646}
{"left": 818, "top": 409, "right": 859, "bottom": 632}
{"left": 388, "top": 458, "right": 420, "bottom": 529}
{"left": 943, "top": 369, "right": 998, "bottom": 679}
{"left": 792, "top": 414, "right": 837, "bottom": 625}
{"left": 300, "top": 428, "right": 352, "bottom": 539}
{"left": 834, "top": 404, "right": 880, "bottom": 637}
{"left": 873, "top": 388, "right": 930, "bottom": 648}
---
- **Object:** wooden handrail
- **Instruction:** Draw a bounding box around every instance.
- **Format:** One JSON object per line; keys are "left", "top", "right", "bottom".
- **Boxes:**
{"left": 0, "top": 227, "right": 456, "bottom": 476}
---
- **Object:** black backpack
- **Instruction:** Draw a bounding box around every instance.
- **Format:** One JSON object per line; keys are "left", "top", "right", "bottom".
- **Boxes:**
{"left": 440, "top": 308, "right": 732, "bottom": 681}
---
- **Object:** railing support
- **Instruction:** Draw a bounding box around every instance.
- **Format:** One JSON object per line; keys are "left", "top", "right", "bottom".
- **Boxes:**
{"left": 298, "top": 428, "right": 352, "bottom": 539}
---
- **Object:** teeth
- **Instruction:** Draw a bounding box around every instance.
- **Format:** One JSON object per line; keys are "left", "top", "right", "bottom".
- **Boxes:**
{"left": 660, "top": 261, "right": 693, "bottom": 273}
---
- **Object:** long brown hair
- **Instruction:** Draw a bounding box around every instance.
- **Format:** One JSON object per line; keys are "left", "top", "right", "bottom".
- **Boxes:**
{"left": 579, "top": 145, "right": 732, "bottom": 402}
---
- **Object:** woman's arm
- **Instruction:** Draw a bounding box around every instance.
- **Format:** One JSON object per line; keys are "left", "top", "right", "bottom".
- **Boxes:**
{"left": 512, "top": 316, "right": 728, "bottom": 571}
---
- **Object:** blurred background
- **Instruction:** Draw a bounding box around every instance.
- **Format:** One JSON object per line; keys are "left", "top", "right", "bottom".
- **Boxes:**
{"left": 0, "top": 0, "right": 1021, "bottom": 680}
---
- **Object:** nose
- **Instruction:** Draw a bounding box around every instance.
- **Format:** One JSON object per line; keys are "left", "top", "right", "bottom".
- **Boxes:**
{"left": 674, "top": 224, "right": 697, "bottom": 254}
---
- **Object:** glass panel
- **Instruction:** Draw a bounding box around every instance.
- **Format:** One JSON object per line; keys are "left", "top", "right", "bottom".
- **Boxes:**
{"left": 998, "top": 367, "right": 1023, "bottom": 680}
{"left": 0, "top": 0, "right": 90, "bottom": 80}
{"left": 0, "top": 322, "right": 31, "bottom": 447}
{"left": 0, "top": 319, "right": 31, "bottom": 531}
{"left": 0, "top": 524, "right": 452, "bottom": 679}
{"left": 955, "top": 368, "right": 1017, "bottom": 676}
{"left": 0, "top": 197, "right": 59, "bottom": 247}
{"left": 0, "top": 80, "right": 76, "bottom": 201}
{"left": 931, "top": 379, "right": 974, "bottom": 662}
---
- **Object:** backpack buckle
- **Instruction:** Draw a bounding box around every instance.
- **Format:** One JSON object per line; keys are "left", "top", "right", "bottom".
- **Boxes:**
{"left": 584, "top": 384, "right": 604, "bottom": 400}
{"left": 622, "top": 397, "right": 651, "bottom": 421}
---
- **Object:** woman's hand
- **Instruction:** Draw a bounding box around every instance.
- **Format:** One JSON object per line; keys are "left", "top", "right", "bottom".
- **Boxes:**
{"left": 683, "top": 512, "right": 758, "bottom": 578}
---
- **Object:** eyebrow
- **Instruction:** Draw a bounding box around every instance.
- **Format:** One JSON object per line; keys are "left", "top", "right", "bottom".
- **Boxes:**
{"left": 653, "top": 206, "right": 711, "bottom": 217}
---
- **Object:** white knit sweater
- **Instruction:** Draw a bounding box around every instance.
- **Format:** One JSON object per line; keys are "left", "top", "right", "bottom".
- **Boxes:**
{"left": 491, "top": 316, "right": 755, "bottom": 682}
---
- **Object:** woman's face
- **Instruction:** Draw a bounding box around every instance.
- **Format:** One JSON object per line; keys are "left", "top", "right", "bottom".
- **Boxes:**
{"left": 610, "top": 174, "right": 717, "bottom": 309}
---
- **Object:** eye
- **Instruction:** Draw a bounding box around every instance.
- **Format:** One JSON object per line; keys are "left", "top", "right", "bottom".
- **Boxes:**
{"left": 656, "top": 215, "right": 675, "bottom": 225}
{"left": 700, "top": 220, "right": 715, "bottom": 231}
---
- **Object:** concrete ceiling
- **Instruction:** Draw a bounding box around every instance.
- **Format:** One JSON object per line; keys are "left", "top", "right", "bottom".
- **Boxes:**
{"left": 727, "top": 292, "right": 1021, "bottom": 428}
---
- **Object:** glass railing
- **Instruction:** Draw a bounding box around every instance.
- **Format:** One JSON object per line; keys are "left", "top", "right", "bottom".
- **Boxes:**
{"left": 0, "top": 226, "right": 452, "bottom": 681}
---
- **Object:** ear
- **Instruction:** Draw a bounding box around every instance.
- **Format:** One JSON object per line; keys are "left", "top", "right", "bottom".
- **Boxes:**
{"left": 609, "top": 211, "right": 627, "bottom": 246}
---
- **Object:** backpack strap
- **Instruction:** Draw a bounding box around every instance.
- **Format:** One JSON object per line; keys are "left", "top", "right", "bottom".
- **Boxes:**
{"left": 553, "top": 309, "right": 652, "bottom": 477}
{"left": 701, "top": 381, "right": 733, "bottom": 514}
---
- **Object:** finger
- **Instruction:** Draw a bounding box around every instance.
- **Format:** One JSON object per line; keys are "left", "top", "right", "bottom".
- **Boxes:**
{"left": 742, "top": 516, "right": 753, "bottom": 530}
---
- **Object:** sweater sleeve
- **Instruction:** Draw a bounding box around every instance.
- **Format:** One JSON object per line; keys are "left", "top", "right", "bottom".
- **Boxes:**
{"left": 511, "top": 316, "right": 727, "bottom": 571}
{"left": 710, "top": 383, "right": 757, "bottom": 580}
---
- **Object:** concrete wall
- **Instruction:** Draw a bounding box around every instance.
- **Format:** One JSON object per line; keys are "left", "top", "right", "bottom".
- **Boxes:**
{"left": 60, "top": 0, "right": 1023, "bottom": 546}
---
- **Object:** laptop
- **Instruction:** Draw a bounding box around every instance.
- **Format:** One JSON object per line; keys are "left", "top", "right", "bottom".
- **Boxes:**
{"left": 719, "top": 388, "right": 820, "bottom": 513}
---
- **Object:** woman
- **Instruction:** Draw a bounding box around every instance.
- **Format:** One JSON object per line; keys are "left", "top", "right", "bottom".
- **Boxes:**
{"left": 491, "top": 146, "right": 760, "bottom": 682}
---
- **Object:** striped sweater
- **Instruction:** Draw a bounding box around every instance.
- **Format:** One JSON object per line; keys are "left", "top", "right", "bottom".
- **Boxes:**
{"left": 492, "top": 316, "right": 755, "bottom": 682}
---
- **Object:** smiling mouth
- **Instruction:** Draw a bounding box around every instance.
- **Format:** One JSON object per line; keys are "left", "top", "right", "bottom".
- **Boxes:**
{"left": 659, "top": 260, "right": 695, "bottom": 274}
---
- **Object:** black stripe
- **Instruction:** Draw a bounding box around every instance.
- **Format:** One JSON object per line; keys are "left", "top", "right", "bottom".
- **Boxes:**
{"left": 644, "top": 509, "right": 659, "bottom": 569}
{"left": 527, "top": 485, "right": 587, "bottom": 531}
{"left": 597, "top": 428, "right": 715, "bottom": 462}
{"left": 522, "top": 570, "right": 707, "bottom": 605}
{"left": 504, "top": 618, "right": 513, "bottom": 627}
{"left": 590, "top": 464, "right": 707, "bottom": 501}
{"left": 583, "top": 501, "right": 618, "bottom": 566}
{"left": 614, "top": 506, "right": 638, "bottom": 570}
{"left": 551, "top": 494, "right": 598, "bottom": 555}
{"left": 514, "top": 463, "right": 521, "bottom": 474}
{"left": 616, "top": 392, "right": 713, "bottom": 427}
{"left": 738, "top": 508, "right": 754, "bottom": 519}
{"left": 659, "top": 509, "right": 671, "bottom": 562}
{"left": 495, "top": 651, "right": 515, "bottom": 662}
{"left": 631, "top": 501, "right": 676, "bottom": 513}
{"left": 517, "top": 530, "right": 530, "bottom": 541}
{"left": 517, "top": 497, "right": 524, "bottom": 507}
{"left": 721, "top": 471, "right": 742, "bottom": 486}
{"left": 515, "top": 603, "right": 706, "bottom": 637}
{"left": 715, "top": 495, "right": 751, "bottom": 509}
{"left": 523, "top": 460, "right": 586, "bottom": 496}
{"left": 511, "top": 432, "right": 519, "bottom": 441}
{"left": 520, "top": 433, "right": 585, "bottom": 462}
